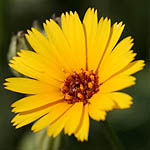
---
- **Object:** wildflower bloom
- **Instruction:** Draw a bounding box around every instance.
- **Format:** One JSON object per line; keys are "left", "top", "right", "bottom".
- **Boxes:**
{"left": 4, "top": 8, "right": 145, "bottom": 141}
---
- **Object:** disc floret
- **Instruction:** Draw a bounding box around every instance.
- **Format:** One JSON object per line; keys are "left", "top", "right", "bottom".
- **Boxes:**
{"left": 61, "top": 69, "right": 99, "bottom": 104}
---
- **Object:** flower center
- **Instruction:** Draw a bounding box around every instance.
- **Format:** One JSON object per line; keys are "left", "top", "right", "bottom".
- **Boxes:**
{"left": 60, "top": 69, "right": 99, "bottom": 105}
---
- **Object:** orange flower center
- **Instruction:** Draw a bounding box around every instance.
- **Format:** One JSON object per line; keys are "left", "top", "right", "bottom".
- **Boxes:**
{"left": 60, "top": 69, "right": 99, "bottom": 104}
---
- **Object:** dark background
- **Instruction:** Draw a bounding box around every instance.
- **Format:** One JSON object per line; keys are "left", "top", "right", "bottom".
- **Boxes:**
{"left": 0, "top": 0, "right": 149, "bottom": 150}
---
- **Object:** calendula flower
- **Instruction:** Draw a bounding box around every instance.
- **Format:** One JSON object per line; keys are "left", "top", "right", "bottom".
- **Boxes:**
{"left": 4, "top": 8, "right": 145, "bottom": 141}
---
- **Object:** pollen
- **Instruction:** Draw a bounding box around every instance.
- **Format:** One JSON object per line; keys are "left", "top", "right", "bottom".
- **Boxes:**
{"left": 88, "top": 82, "right": 93, "bottom": 89}
{"left": 61, "top": 69, "right": 99, "bottom": 104}
{"left": 80, "top": 84, "right": 84, "bottom": 90}
{"left": 77, "top": 93, "right": 83, "bottom": 99}
{"left": 90, "top": 75, "right": 95, "bottom": 80}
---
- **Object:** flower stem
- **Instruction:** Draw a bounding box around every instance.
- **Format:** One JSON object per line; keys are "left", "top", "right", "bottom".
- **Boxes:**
{"left": 104, "top": 120, "right": 124, "bottom": 150}
{"left": 34, "top": 129, "right": 63, "bottom": 150}
{"left": 51, "top": 132, "right": 62, "bottom": 150}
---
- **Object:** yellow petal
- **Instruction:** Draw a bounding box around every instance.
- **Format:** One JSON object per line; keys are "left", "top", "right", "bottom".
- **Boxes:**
{"left": 17, "top": 49, "right": 65, "bottom": 81}
{"left": 83, "top": 8, "right": 98, "bottom": 70}
{"left": 105, "top": 92, "right": 133, "bottom": 109}
{"left": 44, "top": 19, "right": 77, "bottom": 72}
{"left": 103, "top": 22, "right": 125, "bottom": 58}
{"left": 83, "top": 8, "right": 111, "bottom": 70}
{"left": 11, "top": 94, "right": 63, "bottom": 112}
{"left": 100, "top": 74, "right": 136, "bottom": 93}
{"left": 64, "top": 102, "right": 83, "bottom": 136}
{"left": 89, "top": 92, "right": 115, "bottom": 111}
{"left": 9, "top": 59, "right": 40, "bottom": 80}
{"left": 99, "top": 36, "right": 134, "bottom": 82}
{"left": 75, "top": 104, "right": 89, "bottom": 142}
{"left": 26, "top": 29, "right": 69, "bottom": 77}
{"left": 88, "top": 104, "right": 106, "bottom": 121}
{"left": 119, "top": 60, "right": 145, "bottom": 75}
{"left": 25, "top": 28, "right": 52, "bottom": 59}
{"left": 11, "top": 104, "right": 53, "bottom": 128}
{"left": 26, "top": 29, "right": 69, "bottom": 73}
{"left": 47, "top": 103, "right": 80, "bottom": 138}
{"left": 94, "top": 17, "right": 111, "bottom": 70}
{"left": 4, "top": 78, "right": 60, "bottom": 94}
{"left": 9, "top": 50, "right": 65, "bottom": 85}
{"left": 108, "top": 36, "right": 134, "bottom": 55}
{"left": 99, "top": 49, "right": 136, "bottom": 83}
{"left": 61, "top": 11, "right": 86, "bottom": 70}
{"left": 31, "top": 102, "right": 72, "bottom": 132}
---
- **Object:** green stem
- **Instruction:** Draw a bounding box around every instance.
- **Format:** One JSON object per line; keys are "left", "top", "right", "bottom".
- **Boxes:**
{"left": 51, "top": 132, "right": 62, "bottom": 150}
{"left": 104, "top": 120, "right": 124, "bottom": 150}
{"left": 35, "top": 130, "right": 63, "bottom": 150}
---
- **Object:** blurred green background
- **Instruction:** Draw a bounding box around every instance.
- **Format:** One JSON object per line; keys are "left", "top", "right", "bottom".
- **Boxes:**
{"left": 0, "top": 0, "right": 149, "bottom": 150}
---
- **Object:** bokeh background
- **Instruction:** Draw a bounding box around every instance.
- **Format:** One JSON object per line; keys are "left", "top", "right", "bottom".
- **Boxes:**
{"left": 0, "top": 0, "right": 149, "bottom": 150}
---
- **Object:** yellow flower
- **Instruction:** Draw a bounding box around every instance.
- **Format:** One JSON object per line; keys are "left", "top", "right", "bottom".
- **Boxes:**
{"left": 4, "top": 8, "right": 145, "bottom": 141}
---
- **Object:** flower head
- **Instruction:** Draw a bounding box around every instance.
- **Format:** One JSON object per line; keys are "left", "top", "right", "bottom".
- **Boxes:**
{"left": 4, "top": 8, "right": 145, "bottom": 141}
